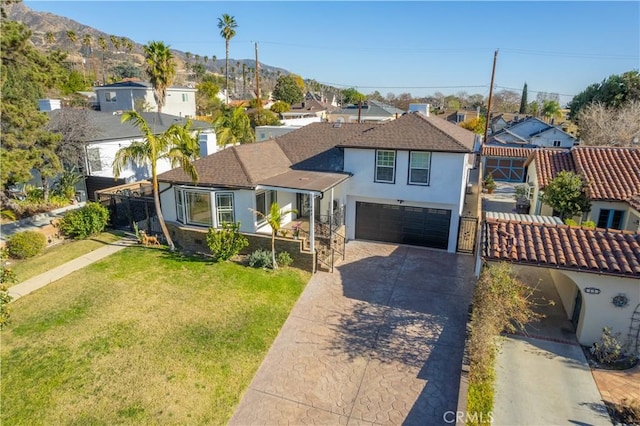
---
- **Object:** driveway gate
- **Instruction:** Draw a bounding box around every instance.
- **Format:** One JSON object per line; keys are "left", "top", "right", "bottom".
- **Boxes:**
{"left": 456, "top": 216, "right": 477, "bottom": 254}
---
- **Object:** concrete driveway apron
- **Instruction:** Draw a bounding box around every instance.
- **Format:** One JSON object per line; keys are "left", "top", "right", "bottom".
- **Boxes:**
{"left": 230, "top": 240, "right": 475, "bottom": 425}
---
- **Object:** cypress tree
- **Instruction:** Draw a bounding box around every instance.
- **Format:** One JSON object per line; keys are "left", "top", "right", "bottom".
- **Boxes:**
{"left": 519, "top": 82, "right": 528, "bottom": 114}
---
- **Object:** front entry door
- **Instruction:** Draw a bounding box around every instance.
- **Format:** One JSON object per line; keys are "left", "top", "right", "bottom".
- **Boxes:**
{"left": 571, "top": 290, "right": 582, "bottom": 329}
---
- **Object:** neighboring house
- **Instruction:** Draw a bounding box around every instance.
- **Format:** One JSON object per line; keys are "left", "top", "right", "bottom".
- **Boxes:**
{"left": 47, "top": 110, "right": 214, "bottom": 199}
{"left": 94, "top": 81, "right": 197, "bottom": 118}
{"left": 280, "top": 92, "right": 334, "bottom": 121}
{"left": 327, "top": 99, "right": 405, "bottom": 123}
{"left": 524, "top": 146, "right": 640, "bottom": 232}
{"left": 444, "top": 108, "right": 481, "bottom": 125}
{"left": 487, "top": 116, "right": 577, "bottom": 148}
{"left": 157, "top": 111, "right": 478, "bottom": 255}
{"left": 481, "top": 145, "right": 535, "bottom": 183}
{"left": 481, "top": 217, "right": 640, "bottom": 346}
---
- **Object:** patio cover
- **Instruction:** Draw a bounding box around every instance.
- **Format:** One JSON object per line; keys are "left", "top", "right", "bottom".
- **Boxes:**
{"left": 257, "top": 170, "right": 351, "bottom": 194}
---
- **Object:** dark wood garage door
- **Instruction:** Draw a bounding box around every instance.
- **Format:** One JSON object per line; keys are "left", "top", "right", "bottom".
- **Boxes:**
{"left": 355, "top": 202, "right": 451, "bottom": 249}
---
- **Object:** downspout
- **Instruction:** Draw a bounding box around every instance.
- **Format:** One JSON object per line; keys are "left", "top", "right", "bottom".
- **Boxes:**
{"left": 309, "top": 191, "right": 315, "bottom": 253}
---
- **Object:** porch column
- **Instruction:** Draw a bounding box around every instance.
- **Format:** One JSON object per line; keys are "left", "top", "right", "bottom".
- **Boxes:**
{"left": 309, "top": 191, "right": 315, "bottom": 253}
{"left": 330, "top": 188, "right": 334, "bottom": 225}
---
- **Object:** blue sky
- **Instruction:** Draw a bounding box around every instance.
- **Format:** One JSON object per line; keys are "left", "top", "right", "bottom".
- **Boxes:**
{"left": 25, "top": 1, "right": 640, "bottom": 105}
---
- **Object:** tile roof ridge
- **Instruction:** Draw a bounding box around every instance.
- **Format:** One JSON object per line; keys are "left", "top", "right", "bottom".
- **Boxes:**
{"left": 230, "top": 146, "right": 254, "bottom": 185}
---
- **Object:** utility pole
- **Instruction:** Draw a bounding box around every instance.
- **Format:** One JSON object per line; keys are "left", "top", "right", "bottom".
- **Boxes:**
{"left": 255, "top": 42, "right": 261, "bottom": 110}
{"left": 483, "top": 49, "right": 498, "bottom": 145}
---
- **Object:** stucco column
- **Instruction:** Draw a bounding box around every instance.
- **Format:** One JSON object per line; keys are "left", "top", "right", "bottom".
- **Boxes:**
{"left": 309, "top": 191, "right": 315, "bottom": 253}
{"left": 329, "top": 188, "right": 334, "bottom": 231}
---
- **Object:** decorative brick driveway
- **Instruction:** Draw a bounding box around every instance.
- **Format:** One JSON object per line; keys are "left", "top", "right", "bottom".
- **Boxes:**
{"left": 230, "top": 241, "right": 475, "bottom": 425}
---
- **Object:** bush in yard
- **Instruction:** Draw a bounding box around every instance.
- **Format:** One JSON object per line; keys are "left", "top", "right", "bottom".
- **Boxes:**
{"left": 276, "top": 251, "right": 293, "bottom": 268}
{"left": 58, "top": 202, "right": 109, "bottom": 239}
{"left": 248, "top": 249, "right": 272, "bottom": 269}
{"left": 6, "top": 231, "right": 47, "bottom": 259}
{"left": 590, "top": 327, "right": 629, "bottom": 364}
{"left": 206, "top": 222, "right": 248, "bottom": 262}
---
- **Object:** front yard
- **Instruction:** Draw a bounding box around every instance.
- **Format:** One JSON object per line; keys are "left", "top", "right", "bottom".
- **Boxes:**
{"left": 1, "top": 247, "right": 309, "bottom": 424}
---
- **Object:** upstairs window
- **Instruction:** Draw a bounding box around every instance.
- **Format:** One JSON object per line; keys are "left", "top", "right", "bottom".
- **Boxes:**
{"left": 375, "top": 150, "right": 396, "bottom": 183}
{"left": 408, "top": 151, "right": 431, "bottom": 185}
{"left": 553, "top": 140, "right": 562, "bottom": 147}
{"left": 597, "top": 209, "right": 624, "bottom": 230}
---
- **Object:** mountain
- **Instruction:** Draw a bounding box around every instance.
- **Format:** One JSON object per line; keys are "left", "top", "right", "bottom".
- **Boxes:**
{"left": 4, "top": 2, "right": 290, "bottom": 91}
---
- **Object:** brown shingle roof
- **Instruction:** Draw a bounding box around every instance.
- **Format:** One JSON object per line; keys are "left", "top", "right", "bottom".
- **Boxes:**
{"left": 481, "top": 145, "right": 534, "bottom": 158}
{"left": 339, "top": 112, "right": 475, "bottom": 152}
{"left": 157, "top": 141, "right": 291, "bottom": 188}
{"left": 529, "top": 146, "right": 640, "bottom": 204}
{"left": 483, "top": 218, "right": 640, "bottom": 277}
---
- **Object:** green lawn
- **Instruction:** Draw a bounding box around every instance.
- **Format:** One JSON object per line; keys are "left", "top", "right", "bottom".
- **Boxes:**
{"left": 1, "top": 247, "right": 309, "bottom": 425}
{"left": 8, "top": 231, "right": 122, "bottom": 285}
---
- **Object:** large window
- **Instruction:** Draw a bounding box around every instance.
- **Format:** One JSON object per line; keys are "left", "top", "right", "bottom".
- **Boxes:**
{"left": 255, "top": 190, "right": 277, "bottom": 220}
{"left": 186, "top": 191, "right": 212, "bottom": 226}
{"left": 87, "top": 147, "right": 102, "bottom": 172}
{"left": 105, "top": 91, "right": 117, "bottom": 102}
{"left": 597, "top": 209, "right": 624, "bottom": 230}
{"left": 375, "top": 150, "right": 396, "bottom": 183}
{"left": 216, "top": 193, "right": 234, "bottom": 225}
{"left": 408, "top": 151, "right": 431, "bottom": 185}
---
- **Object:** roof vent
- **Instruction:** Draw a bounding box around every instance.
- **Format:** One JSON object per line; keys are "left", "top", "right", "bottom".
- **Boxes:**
{"left": 333, "top": 122, "right": 342, "bottom": 128}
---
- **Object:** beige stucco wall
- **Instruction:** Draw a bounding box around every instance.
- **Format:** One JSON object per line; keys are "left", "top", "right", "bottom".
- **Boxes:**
{"left": 554, "top": 270, "right": 640, "bottom": 346}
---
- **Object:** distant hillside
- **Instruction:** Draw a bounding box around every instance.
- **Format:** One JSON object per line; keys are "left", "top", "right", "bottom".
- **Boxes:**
{"left": 4, "top": 2, "right": 290, "bottom": 93}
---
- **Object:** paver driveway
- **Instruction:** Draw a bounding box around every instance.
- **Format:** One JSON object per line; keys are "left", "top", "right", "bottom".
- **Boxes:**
{"left": 230, "top": 240, "right": 475, "bottom": 425}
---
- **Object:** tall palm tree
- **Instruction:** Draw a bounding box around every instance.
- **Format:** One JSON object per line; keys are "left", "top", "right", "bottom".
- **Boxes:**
{"left": 143, "top": 41, "right": 176, "bottom": 113}
{"left": 66, "top": 30, "right": 77, "bottom": 45}
{"left": 194, "top": 54, "right": 200, "bottom": 63}
{"left": 113, "top": 111, "right": 199, "bottom": 251}
{"left": 217, "top": 14, "right": 237, "bottom": 103}
{"left": 249, "top": 202, "right": 297, "bottom": 270}
{"left": 82, "top": 33, "right": 95, "bottom": 81}
{"left": 45, "top": 31, "right": 55, "bottom": 46}
{"left": 97, "top": 36, "right": 107, "bottom": 84}
{"left": 110, "top": 34, "right": 121, "bottom": 52}
{"left": 213, "top": 106, "right": 254, "bottom": 146}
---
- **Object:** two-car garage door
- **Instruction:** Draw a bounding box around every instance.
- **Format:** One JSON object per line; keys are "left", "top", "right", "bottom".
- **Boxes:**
{"left": 355, "top": 202, "right": 451, "bottom": 249}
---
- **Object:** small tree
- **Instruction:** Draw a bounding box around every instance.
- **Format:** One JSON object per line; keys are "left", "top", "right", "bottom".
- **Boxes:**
{"left": 249, "top": 202, "right": 296, "bottom": 270}
{"left": 541, "top": 171, "right": 591, "bottom": 220}
{"left": 272, "top": 75, "right": 304, "bottom": 105}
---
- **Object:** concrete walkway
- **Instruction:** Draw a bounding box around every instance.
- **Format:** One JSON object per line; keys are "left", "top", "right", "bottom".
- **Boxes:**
{"left": 8, "top": 237, "right": 137, "bottom": 302}
{"left": 230, "top": 240, "right": 476, "bottom": 425}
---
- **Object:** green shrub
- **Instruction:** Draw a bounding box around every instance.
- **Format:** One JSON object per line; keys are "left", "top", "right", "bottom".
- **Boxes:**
{"left": 58, "top": 202, "right": 110, "bottom": 239}
{"left": 6, "top": 230, "right": 47, "bottom": 259}
{"left": 276, "top": 251, "right": 293, "bottom": 268}
{"left": 590, "top": 327, "right": 628, "bottom": 364}
{"left": 582, "top": 220, "right": 596, "bottom": 229}
{"left": 0, "top": 249, "right": 15, "bottom": 330}
{"left": 248, "top": 249, "right": 272, "bottom": 269}
{"left": 564, "top": 218, "right": 578, "bottom": 226}
{"left": 206, "top": 222, "right": 248, "bottom": 262}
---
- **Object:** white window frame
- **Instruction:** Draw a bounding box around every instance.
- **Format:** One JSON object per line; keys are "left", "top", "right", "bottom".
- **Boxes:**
{"left": 175, "top": 189, "right": 184, "bottom": 222}
{"left": 375, "top": 150, "right": 396, "bottom": 183}
{"left": 255, "top": 190, "right": 277, "bottom": 223}
{"left": 184, "top": 190, "right": 213, "bottom": 227}
{"left": 553, "top": 140, "right": 562, "bottom": 147}
{"left": 215, "top": 192, "right": 234, "bottom": 226}
{"left": 408, "top": 151, "right": 431, "bottom": 185}
{"left": 105, "top": 91, "right": 117, "bottom": 102}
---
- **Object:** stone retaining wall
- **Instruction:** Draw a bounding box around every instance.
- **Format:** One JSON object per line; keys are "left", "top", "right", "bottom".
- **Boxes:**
{"left": 167, "top": 223, "right": 316, "bottom": 273}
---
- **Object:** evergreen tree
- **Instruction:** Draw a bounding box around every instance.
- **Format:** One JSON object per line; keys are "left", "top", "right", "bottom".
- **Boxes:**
{"left": 519, "top": 82, "right": 528, "bottom": 114}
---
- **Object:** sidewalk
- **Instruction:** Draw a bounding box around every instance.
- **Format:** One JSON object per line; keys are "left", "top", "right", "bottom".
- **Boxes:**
{"left": 0, "top": 202, "right": 86, "bottom": 243}
{"left": 8, "top": 237, "right": 138, "bottom": 302}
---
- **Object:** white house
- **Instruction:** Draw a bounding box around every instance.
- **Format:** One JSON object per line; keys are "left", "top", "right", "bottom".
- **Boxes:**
{"left": 327, "top": 100, "right": 405, "bottom": 123}
{"left": 47, "top": 110, "right": 214, "bottom": 199}
{"left": 94, "top": 81, "right": 197, "bottom": 118}
{"left": 157, "top": 112, "right": 479, "bottom": 256}
{"left": 524, "top": 146, "right": 640, "bottom": 232}
{"left": 487, "top": 116, "right": 577, "bottom": 148}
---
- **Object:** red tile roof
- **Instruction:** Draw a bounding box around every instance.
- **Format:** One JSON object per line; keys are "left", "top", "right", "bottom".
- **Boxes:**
{"left": 483, "top": 218, "right": 640, "bottom": 277}
{"left": 529, "top": 147, "right": 640, "bottom": 207}
{"left": 481, "top": 145, "right": 534, "bottom": 158}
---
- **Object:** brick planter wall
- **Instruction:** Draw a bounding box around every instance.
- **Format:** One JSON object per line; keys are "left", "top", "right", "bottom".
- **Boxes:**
{"left": 167, "top": 223, "right": 316, "bottom": 273}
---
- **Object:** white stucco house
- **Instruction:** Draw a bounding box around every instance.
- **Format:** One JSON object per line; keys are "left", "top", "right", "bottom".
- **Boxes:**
{"left": 157, "top": 111, "right": 479, "bottom": 256}
{"left": 524, "top": 146, "right": 640, "bottom": 232}
{"left": 94, "top": 81, "right": 197, "bottom": 118}
{"left": 46, "top": 110, "right": 214, "bottom": 199}
{"left": 481, "top": 217, "right": 640, "bottom": 347}
{"left": 487, "top": 116, "right": 577, "bottom": 148}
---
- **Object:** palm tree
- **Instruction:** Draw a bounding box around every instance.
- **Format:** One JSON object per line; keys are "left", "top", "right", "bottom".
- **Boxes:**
{"left": 542, "top": 100, "right": 563, "bottom": 123}
{"left": 113, "top": 111, "right": 199, "bottom": 251}
{"left": 110, "top": 34, "right": 121, "bottom": 52}
{"left": 203, "top": 56, "right": 209, "bottom": 66}
{"left": 143, "top": 41, "right": 176, "bottom": 113}
{"left": 97, "top": 36, "right": 107, "bottom": 84}
{"left": 213, "top": 106, "right": 254, "bottom": 146}
{"left": 217, "top": 13, "right": 237, "bottom": 103}
{"left": 195, "top": 54, "right": 200, "bottom": 63}
{"left": 66, "top": 30, "right": 77, "bottom": 45}
{"left": 81, "top": 33, "right": 95, "bottom": 81}
{"left": 249, "top": 202, "right": 297, "bottom": 270}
